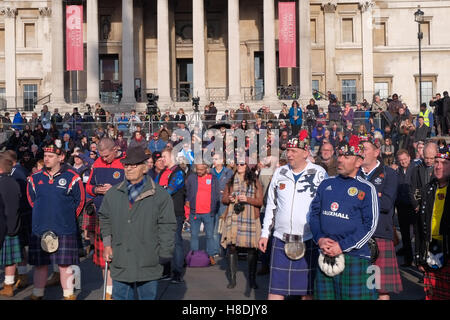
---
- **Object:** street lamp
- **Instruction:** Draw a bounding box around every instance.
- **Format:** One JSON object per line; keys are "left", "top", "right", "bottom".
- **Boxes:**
{"left": 415, "top": 6, "right": 424, "bottom": 106}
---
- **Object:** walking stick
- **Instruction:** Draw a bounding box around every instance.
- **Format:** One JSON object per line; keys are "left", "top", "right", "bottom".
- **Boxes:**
{"left": 102, "top": 260, "right": 109, "bottom": 300}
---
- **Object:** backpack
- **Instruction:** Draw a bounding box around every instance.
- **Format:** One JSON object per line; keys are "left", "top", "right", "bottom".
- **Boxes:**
{"left": 185, "top": 250, "right": 210, "bottom": 268}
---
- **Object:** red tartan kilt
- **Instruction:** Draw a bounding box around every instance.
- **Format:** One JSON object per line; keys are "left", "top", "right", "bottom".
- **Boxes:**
{"left": 93, "top": 217, "right": 105, "bottom": 269}
{"left": 374, "top": 238, "right": 403, "bottom": 294}
{"left": 82, "top": 210, "right": 96, "bottom": 233}
{"left": 424, "top": 264, "right": 450, "bottom": 300}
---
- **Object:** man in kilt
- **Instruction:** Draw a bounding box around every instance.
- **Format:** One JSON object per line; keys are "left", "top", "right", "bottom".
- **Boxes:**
{"left": 0, "top": 153, "right": 22, "bottom": 297}
{"left": 310, "top": 136, "right": 379, "bottom": 300}
{"left": 415, "top": 151, "right": 450, "bottom": 300}
{"left": 85, "top": 138, "right": 124, "bottom": 300}
{"left": 259, "top": 130, "right": 327, "bottom": 300}
{"left": 26, "top": 142, "right": 85, "bottom": 300}
{"left": 358, "top": 137, "right": 403, "bottom": 299}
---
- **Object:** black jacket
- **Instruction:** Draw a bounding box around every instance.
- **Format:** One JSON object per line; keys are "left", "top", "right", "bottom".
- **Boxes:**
{"left": 414, "top": 178, "right": 450, "bottom": 266}
{"left": 0, "top": 174, "right": 21, "bottom": 247}
{"left": 409, "top": 163, "right": 434, "bottom": 210}
{"left": 358, "top": 163, "right": 398, "bottom": 240}
{"left": 395, "top": 163, "right": 415, "bottom": 207}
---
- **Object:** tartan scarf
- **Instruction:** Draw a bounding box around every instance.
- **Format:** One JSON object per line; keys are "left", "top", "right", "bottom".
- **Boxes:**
{"left": 127, "top": 175, "right": 147, "bottom": 205}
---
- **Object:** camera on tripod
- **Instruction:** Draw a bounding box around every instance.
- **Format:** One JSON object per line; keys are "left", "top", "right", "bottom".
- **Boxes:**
{"left": 192, "top": 96, "right": 200, "bottom": 113}
{"left": 147, "top": 93, "right": 159, "bottom": 116}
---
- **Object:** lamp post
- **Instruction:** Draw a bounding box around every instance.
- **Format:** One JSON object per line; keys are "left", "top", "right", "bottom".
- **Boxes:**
{"left": 415, "top": 6, "right": 424, "bottom": 106}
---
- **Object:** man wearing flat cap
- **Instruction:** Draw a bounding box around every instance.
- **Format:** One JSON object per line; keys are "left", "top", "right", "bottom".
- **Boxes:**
{"left": 98, "top": 147, "right": 176, "bottom": 300}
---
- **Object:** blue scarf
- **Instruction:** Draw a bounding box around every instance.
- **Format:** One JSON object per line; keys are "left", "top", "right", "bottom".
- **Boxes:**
{"left": 127, "top": 175, "right": 147, "bottom": 205}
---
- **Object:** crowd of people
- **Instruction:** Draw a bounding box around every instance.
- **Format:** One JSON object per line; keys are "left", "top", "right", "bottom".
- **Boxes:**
{"left": 0, "top": 91, "right": 449, "bottom": 300}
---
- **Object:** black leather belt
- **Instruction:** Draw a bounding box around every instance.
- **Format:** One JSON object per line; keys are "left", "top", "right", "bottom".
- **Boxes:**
{"left": 283, "top": 233, "right": 302, "bottom": 242}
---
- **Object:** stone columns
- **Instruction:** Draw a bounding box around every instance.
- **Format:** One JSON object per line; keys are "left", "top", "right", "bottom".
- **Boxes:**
{"left": 86, "top": 0, "right": 100, "bottom": 106}
{"left": 322, "top": 1, "right": 337, "bottom": 94}
{"left": 299, "top": 0, "right": 312, "bottom": 103}
{"left": 121, "top": 0, "right": 135, "bottom": 106}
{"left": 227, "top": 0, "right": 241, "bottom": 103}
{"left": 263, "top": 0, "right": 277, "bottom": 103}
{"left": 157, "top": 0, "right": 171, "bottom": 107}
{"left": 39, "top": 7, "right": 52, "bottom": 98}
{"left": 51, "top": 0, "right": 65, "bottom": 106}
{"left": 1, "top": 7, "right": 17, "bottom": 110}
{"left": 360, "top": 1, "right": 375, "bottom": 101}
{"left": 193, "top": 0, "right": 206, "bottom": 103}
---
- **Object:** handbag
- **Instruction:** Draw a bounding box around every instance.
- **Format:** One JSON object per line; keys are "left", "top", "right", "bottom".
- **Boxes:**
{"left": 368, "top": 238, "right": 379, "bottom": 264}
{"left": 185, "top": 250, "right": 211, "bottom": 268}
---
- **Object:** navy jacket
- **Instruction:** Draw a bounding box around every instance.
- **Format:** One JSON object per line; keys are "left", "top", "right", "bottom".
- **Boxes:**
{"left": 185, "top": 173, "right": 220, "bottom": 215}
{"left": 27, "top": 165, "right": 85, "bottom": 236}
{"left": 310, "top": 175, "right": 379, "bottom": 260}
{"left": 358, "top": 163, "right": 398, "bottom": 240}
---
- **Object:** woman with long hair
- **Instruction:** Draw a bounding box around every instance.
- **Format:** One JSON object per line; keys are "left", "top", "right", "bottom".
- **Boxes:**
{"left": 220, "top": 161, "right": 263, "bottom": 290}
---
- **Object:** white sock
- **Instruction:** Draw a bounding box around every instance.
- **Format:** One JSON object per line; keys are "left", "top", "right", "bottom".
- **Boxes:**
{"left": 63, "top": 288, "right": 74, "bottom": 297}
{"left": 4, "top": 275, "right": 15, "bottom": 285}
{"left": 106, "top": 286, "right": 113, "bottom": 295}
{"left": 32, "top": 288, "right": 45, "bottom": 297}
{"left": 17, "top": 266, "right": 28, "bottom": 275}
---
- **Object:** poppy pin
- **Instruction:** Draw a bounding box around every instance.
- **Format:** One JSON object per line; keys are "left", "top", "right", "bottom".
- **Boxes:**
{"left": 358, "top": 191, "right": 365, "bottom": 200}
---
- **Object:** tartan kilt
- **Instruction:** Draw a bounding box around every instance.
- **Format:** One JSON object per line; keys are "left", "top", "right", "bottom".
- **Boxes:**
{"left": 424, "top": 263, "right": 450, "bottom": 300}
{"left": 0, "top": 235, "right": 23, "bottom": 266}
{"left": 18, "top": 213, "right": 32, "bottom": 248}
{"left": 28, "top": 234, "right": 79, "bottom": 266}
{"left": 93, "top": 217, "right": 105, "bottom": 268}
{"left": 269, "top": 237, "right": 318, "bottom": 296}
{"left": 82, "top": 210, "right": 96, "bottom": 233}
{"left": 373, "top": 238, "right": 403, "bottom": 294}
{"left": 314, "top": 254, "right": 378, "bottom": 300}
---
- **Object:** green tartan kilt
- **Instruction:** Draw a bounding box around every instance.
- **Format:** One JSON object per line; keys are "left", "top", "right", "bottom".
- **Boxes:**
{"left": 314, "top": 254, "right": 378, "bottom": 300}
{"left": 0, "top": 235, "right": 23, "bottom": 266}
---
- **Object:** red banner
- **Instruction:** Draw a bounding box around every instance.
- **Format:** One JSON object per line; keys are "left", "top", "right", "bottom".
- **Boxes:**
{"left": 66, "top": 5, "right": 83, "bottom": 71}
{"left": 278, "top": 2, "right": 296, "bottom": 68}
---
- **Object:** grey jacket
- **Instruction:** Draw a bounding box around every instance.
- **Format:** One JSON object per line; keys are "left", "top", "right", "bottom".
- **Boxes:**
{"left": 98, "top": 178, "right": 176, "bottom": 283}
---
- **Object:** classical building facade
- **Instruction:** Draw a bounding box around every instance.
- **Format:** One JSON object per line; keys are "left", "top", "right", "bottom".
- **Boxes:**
{"left": 1, "top": 0, "right": 450, "bottom": 114}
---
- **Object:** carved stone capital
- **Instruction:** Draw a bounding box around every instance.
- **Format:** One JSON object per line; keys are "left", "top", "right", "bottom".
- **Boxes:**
{"left": 321, "top": 1, "right": 337, "bottom": 14}
{"left": 39, "top": 7, "right": 52, "bottom": 17}
{"left": 359, "top": 1, "right": 375, "bottom": 13}
{"left": 0, "top": 7, "right": 17, "bottom": 18}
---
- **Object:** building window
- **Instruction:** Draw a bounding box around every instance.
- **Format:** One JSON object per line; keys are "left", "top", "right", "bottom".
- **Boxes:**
{"left": 24, "top": 23, "right": 36, "bottom": 48}
{"left": 310, "top": 19, "right": 317, "bottom": 43}
{"left": 420, "top": 81, "right": 433, "bottom": 105}
{"left": 312, "top": 80, "right": 319, "bottom": 93}
{"left": 23, "top": 84, "right": 37, "bottom": 111}
{"left": 422, "top": 22, "right": 430, "bottom": 46}
{"left": 342, "top": 18, "right": 354, "bottom": 43}
{"left": 342, "top": 79, "right": 357, "bottom": 105}
{"left": 0, "top": 88, "right": 6, "bottom": 110}
{"left": 0, "top": 29, "right": 5, "bottom": 52}
{"left": 373, "top": 22, "right": 386, "bottom": 46}
{"left": 374, "top": 82, "right": 389, "bottom": 100}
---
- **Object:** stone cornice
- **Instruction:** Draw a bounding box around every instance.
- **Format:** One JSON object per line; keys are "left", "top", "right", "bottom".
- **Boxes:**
{"left": 39, "top": 7, "right": 52, "bottom": 17}
{"left": 0, "top": 7, "right": 17, "bottom": 18}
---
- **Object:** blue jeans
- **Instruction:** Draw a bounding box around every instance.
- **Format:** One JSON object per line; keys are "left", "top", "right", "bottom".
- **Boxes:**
{"left": 112, "top": 280, "right": 158, "bottom": 300}
{"left": 212, "top": 205, "right": 227, "bottom": 256}
{"left": 190, "top": 213, "right": 215, "bottom": 257}
{"left": 173, "top": 215, "right": 185, "bottom": 275}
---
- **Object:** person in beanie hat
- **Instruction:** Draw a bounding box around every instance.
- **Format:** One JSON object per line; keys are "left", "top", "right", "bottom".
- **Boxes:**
{"left": 414, "top": 151, "right": 450, "bottom": 300}
{"left": 358, "top": 135, "right": 402, "bottom": 299}
{"left": 26, "top": 140, "right": 85, "bottom": 300}
{"left": 310, "top": 135, "right": 379, "bottom": 300}
{"left": 98, "top": 147, "right": 176, "bottom": 300}
{"left": 259, "top": 129, "right": 327, "bottom": 300}
{"left": 0, "top": 153, "right": 21, "bottom": 298}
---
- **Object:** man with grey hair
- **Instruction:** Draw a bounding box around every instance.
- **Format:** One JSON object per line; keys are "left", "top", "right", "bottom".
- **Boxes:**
{"left": 85, "top": 137, "right": 125, "bottom": 299}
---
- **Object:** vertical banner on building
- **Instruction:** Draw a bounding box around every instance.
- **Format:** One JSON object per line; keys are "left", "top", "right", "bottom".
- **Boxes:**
{"left": 278, "top": 2, "right": 296, "bottom": 68}
{"left": 66, "top": 5, "right": 83, "bottom": 71}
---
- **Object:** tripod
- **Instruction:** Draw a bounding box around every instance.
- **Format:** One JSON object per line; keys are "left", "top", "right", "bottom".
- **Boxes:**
{"left": 188, "top": 109, "right": 203, "bottom": 132}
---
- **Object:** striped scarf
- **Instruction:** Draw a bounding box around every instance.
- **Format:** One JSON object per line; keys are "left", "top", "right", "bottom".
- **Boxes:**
{"left": 127, "top": 175, "right": 147, "bottom": 205}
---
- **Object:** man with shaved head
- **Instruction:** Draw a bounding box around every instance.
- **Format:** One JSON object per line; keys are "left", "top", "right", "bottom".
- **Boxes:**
{"left": 85, "top": 137, "right": 125, "bottom": 299}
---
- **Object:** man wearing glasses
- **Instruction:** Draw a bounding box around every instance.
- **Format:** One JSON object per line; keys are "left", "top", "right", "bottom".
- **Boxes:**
{"left": 99, "top": 147, "right": 176, "bottom": 300}
{"left": 85, "top": 137, "right": 125, "bottom": 299}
